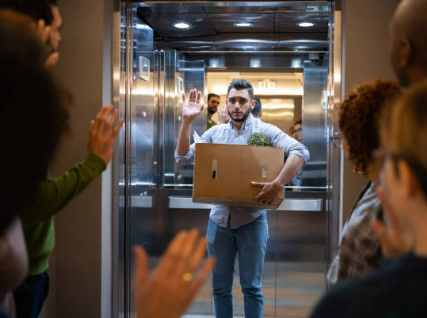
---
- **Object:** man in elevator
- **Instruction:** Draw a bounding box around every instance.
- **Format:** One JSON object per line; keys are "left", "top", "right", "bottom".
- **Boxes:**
{"left": 389, "top": 0, "right": 427, "bottom": 87}
{"left": 175, "top": 79, "right": 309, "bottom": 318}
{"left": 206, "top": 93, "right": 221, "bottom": 129}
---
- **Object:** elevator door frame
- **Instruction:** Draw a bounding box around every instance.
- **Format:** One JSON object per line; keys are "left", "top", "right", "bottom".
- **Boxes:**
{"left": 111, "top": 1, "right": 343, "bottom": 317}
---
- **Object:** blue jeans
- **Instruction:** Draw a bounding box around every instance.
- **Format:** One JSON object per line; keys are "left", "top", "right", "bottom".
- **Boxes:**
{"left": 206, "top": 213, "right": 268, "bottom": 318}
{"left": 13, "top": 271, "right": 49, "bottom": 318}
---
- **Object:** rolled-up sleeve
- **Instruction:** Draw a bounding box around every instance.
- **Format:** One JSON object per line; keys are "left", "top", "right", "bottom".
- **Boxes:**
{"left": 175, "top": 129, "right": 213, "bottom": 164}
{"left": 268, "top": 125, "right": 310, "bottom": 162}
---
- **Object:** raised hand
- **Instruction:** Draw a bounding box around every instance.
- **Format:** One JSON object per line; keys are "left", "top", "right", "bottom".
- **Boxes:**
{"left": 217, "top": 104, "right": 230, "bottom": 124}
{"left": 371, "top": 187, "right": 415, "bottom": 257}
{"left": 134, "top": 229, "right": 215, "bottom": 318}
{"left": 87, "top": 105, "right": 124, "bottom": 165}
{"left": 35, "top": 19, "right": 60, "bottom": 68}
{"left": 182, "top": 89, "right": 204, "bottom": 123}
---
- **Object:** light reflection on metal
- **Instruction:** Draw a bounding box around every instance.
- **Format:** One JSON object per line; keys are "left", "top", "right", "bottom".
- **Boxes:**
{"left": 233, "top": 22, "right": 254, "bottom": 27}
{"left": 173, "top": 22, "right": 191, "bottom": 29}
{"left": 291, "top": 58, "right": 302, "bottom": 68}
{"left": 250, "top": 58, "right": 261, "bottom": 68}
{"left": 297, "top": 22, "right": 316, "bottom": 27}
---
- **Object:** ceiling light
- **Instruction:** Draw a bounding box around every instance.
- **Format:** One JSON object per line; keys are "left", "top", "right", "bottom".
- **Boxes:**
{"left": 174, "top": 22, "right": 191, "bottom": 29}
{"left": 297, "top": 22, "right": 315, "bottom": 28}
{"left": 233, "top": 22, "right": 253, "bottom": 27}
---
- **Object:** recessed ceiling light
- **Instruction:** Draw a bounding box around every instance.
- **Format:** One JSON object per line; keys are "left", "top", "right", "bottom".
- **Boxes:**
{"left": 297, "top": 22, "right": 315, "bottom": 28}
{"left": 233, "top": 22, "right": 253, "bottom": 27}
{"left": 174, "top": 22, "right": 191, "bottom": 29}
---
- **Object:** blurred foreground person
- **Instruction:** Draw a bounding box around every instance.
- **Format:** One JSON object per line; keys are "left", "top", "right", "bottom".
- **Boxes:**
{"left": 0, "top": 10, "right": 213, "bottom": 318}
{"left": 0, "top": 2, "right": 124, "bottom": 318}
{"left": 310, "top": 81, "right": 427, "bottom": 318}
{"left": 389, "top": 0, "right": 427, "bottom": 86}
{"left": 0, "top": 11, "right": 68, "bottom": 317}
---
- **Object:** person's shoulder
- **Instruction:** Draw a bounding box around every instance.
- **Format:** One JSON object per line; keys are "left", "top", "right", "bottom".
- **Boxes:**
{"left": 310, "top": 278, "right": 373, "bottom": 318}
{"left": 257, "top": 120, "right": 282, "bottom": 132}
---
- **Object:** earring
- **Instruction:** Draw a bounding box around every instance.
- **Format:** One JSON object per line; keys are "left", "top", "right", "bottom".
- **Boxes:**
{"left": 353, "top": 165, "right": 365, "bottom": 175}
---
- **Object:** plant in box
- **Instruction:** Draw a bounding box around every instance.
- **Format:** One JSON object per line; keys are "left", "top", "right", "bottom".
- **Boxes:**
{"left": 247, "top": 132, "right": 271, "bottom": 146}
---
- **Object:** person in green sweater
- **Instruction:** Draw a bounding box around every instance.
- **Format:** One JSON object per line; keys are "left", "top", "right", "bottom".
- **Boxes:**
{"left": 14, "top": 103, "right": 123, "bottom": 318}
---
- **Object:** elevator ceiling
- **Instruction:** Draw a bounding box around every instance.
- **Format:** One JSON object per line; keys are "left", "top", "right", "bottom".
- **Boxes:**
{"left": 136, "top": 2, "right": 331, "bottom": 51}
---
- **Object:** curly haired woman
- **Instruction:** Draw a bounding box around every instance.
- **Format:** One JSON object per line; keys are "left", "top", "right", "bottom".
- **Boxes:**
{"left": 327, "top": 79, "right": 402, "bottom": 285}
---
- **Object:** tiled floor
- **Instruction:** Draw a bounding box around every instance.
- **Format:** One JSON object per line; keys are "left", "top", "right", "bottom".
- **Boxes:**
{"left": 185, "top": 261, "right": 326, "bottom": 318}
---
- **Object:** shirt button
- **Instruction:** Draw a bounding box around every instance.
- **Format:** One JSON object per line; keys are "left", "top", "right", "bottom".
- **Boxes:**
{"left": 235, "top": 133, "right": 238, "bottom": 137}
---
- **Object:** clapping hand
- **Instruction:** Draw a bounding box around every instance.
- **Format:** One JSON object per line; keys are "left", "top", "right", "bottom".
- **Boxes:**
{"left": 134, "top": 229, "right": 215, "bottom": 318}
{"left": 217, "top": 104, "right": 230, "bottom": 124}
{"left": 371, "top": 187, "right": 415, "bottom": 257}
{"left": 182, "top": 89, "right": 204, "bottom": 123}
{"left": 87, "top": 105, "right": 124, "bottom": 165}
{"left": 35, "top": 19, "right": 59, "bottom": 68}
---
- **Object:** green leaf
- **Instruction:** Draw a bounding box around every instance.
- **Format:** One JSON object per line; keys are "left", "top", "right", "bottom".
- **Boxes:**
{"left": 247, "top": 132, "right": 271, "bottom": 146}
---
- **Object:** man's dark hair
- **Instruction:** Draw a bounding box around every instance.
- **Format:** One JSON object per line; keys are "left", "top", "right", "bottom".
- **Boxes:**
{"left": 252, "top": 97, "right": 262, "bottom": 117}
{"left": 0, "top": 0, "right": 54, "bottom": 25}
{"left": 208, "top": 93, "right": 220, "bottom": 102}
{"left": 227, "top": 79, "right": 254, "bottom": 99}
{"left": 0, "top": 15, "right": 68, "bottom": 234}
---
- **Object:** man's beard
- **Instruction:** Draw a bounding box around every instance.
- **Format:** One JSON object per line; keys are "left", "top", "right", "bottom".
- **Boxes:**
{"left": 227, "top": 107, "right": 252, "bottom": 123}
{"left": 207, "top": 107, "right": 217, "bottom": 115}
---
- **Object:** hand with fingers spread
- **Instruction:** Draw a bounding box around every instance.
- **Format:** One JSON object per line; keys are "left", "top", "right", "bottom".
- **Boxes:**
{"left": 371, "top": 187, "right": 415, "bottom": 257}
{"left": 35, "top": 19, "right": 59, "bottom": 68}
{"left": 251, "top": 180, "right": 284, "bottom": 205}
{"left": 87, "top": 105, "right": 124, "bottom": 165}
{"left": 182, "top": 89, "right": 204, "bottom": 124}
{"left": 134, "top": 229, "right": 215, "bottom": 318}
{"left": 217, "top": 104, "right": 230, "bottom": 124}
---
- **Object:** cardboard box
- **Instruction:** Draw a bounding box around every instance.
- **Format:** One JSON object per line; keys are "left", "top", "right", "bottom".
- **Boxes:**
{"left": 193, "top": 143, "right": 285, "bottom": 209}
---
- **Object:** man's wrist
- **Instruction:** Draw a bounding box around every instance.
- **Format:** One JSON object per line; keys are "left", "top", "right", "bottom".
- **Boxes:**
{"left": 181, "top": 119, "right": 193, "bottom": 127}
{"left": 272, "top": 179, "right": 285, "bottom": 188}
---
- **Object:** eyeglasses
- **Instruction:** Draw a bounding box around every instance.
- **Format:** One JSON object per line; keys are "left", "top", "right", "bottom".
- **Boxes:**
{"left": 292, "top": 128, "right": 302, "bottom": 134}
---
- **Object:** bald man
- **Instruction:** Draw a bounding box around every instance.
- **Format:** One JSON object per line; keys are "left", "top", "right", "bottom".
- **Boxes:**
{"left": 389, "top": 0, "right": 427, "bottom": 86}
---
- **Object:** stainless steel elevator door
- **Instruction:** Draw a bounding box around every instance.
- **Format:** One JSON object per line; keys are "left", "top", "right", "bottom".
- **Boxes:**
{"left": 118, "top": 2, "right": 334, "bottom": 318}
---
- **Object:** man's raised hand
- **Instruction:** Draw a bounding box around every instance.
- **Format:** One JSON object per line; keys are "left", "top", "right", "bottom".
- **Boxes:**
{"left": 182, "top": 89, "right": 204, "bottom": 123}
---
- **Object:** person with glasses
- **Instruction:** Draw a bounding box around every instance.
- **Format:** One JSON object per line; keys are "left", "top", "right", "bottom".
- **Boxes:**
{"left": 291, "top": 118, "right": 303, "bottom": 143}
{"left": 288, "top": 118, "right": 304, "bottom": 188}
{"left": 326, "top": 79, "right": 402, "bottom": 286}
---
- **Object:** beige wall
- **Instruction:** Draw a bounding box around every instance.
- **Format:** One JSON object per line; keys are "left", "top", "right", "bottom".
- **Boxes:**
{"left": 341, "top": 0, "right": 400, "bottom": 222}
{"left": 40, "top": 0, "right": 113, "bottom": 317}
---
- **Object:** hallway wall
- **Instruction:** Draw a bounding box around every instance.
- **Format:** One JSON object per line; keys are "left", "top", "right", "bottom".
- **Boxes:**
{"left": 341, "top": 0, "right": 400, "bottom": 222}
